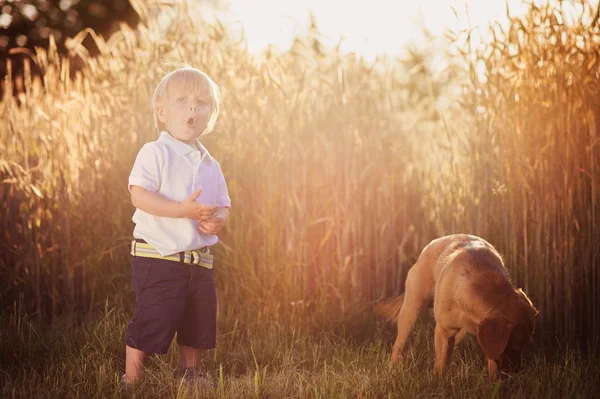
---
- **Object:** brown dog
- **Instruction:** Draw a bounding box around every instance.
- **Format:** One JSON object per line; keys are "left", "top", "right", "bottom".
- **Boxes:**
{"left": 377, "top": 234, "right": 538, "bottom": 380}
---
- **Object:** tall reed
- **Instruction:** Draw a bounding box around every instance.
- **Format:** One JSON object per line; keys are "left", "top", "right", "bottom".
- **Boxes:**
{"left": 1, "top": 1, "right": 598, "bottom": 343}
{"left": 435, "top": 0, "right": 600, "bottom": 342}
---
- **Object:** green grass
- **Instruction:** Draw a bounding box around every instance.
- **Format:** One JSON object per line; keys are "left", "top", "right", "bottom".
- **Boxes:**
{"left": 1, "top": 302, "right": 598, "bottom": 398}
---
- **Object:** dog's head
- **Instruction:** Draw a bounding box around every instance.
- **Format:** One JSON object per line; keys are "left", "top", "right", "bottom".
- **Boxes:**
{"left": 477, "top": 288, "right": 539, "bottom": 373}
{"left": 503, "top": 289, "right": 539, "bottom": 370}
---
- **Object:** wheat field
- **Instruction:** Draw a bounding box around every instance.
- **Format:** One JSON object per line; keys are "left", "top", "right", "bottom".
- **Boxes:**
{"left": 1, "top": 1, "right": 599, "bottom": 397}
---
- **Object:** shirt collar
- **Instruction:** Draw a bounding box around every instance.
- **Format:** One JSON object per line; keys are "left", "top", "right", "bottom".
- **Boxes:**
{"left": 158, "top": 131, "right": 210, "bottom": 159}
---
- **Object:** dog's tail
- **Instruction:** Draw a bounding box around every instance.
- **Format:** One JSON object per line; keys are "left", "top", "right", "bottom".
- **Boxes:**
{"left": 375, "top": 294, "right": 405, "bottom": 324}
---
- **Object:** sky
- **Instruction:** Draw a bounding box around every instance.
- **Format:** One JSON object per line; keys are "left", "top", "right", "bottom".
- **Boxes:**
{"left": 216, "top": 0, "right": 532, "bottom": 60}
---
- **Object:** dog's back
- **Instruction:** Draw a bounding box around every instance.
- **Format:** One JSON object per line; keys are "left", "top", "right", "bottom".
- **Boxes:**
{"left": 376, "top": 234, "right": 484, "bottom": 324}
{"left": 433, "top": 238, "right": 516, "bottom": 332}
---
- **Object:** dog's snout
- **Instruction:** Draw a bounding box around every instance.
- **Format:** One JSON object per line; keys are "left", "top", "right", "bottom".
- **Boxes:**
{"left": 503, "top": 349, "right": 524, "bottom": 372}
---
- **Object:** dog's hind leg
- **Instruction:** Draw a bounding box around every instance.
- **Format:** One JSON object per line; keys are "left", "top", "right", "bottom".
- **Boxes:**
{"left": 390, "top": 293, "right": 427, "bottom": 365}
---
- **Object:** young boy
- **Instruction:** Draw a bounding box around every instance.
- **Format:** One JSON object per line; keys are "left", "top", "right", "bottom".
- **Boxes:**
{"left": 123, "top": 66, "right": 231, "bottom": 385}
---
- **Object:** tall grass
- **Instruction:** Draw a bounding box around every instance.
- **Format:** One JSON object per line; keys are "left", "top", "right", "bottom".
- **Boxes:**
{"left": 443, "top": 0, "right": 600, "bottom": 343}
{"left": 1, "top": 0, "right": 599, "bottom": 347}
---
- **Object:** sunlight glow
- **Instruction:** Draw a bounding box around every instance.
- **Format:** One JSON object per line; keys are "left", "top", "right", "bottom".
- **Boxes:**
{"left": 220, "top": 0, "right": 530, "bottom": 60}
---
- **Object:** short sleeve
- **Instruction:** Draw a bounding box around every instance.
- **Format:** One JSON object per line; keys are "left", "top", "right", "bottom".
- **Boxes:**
{"left": 215, "top": 161, "right": 231, "bottom": 207}
{"left": 128, "top": 143, "right": 162, "bottom": 192}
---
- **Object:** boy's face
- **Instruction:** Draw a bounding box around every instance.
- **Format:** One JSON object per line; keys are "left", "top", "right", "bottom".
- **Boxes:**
{"left": 156, "top": 87, "right": 211, "bottom": 144}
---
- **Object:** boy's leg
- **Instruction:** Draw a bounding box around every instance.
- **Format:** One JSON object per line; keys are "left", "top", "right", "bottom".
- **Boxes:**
{"left": 176, "top": 266, "right": 217, "bottom": 375}
{"left": 125, "top": 345, "right": 147, "bottom": 383}
{"left": 178, "top": 344, "right": 203, "bottom": 372}
{"left": 125, "top": 257, "right": 189, "bottom": 383}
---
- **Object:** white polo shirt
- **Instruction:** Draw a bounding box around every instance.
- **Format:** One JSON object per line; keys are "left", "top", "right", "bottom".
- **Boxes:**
{"left": 129, "top": 131, "right": 231, "bottom": 256}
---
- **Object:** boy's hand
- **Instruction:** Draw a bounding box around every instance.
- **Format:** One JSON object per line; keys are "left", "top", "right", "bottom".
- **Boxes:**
{"left": 198, "top": 215, "right": 226, "bottom": 235}
{"left": 178, "top": 189, "right": 218, "bottom": 221}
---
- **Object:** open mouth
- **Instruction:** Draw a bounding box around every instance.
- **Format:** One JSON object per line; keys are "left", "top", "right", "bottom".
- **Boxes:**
{"left": 186, "top": 117, "right": 196, "bottom": 128}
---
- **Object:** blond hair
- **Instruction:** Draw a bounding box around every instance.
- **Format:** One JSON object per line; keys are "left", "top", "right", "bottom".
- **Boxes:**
{"left": 152, "top": 66, "right": 220, "bottom": 135}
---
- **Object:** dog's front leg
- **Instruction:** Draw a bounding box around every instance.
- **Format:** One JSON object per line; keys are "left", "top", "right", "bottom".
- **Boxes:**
{"left": 454, "top": 328, "right": 467, "bottom": 345}
{"left": 434, "top": 325, "right": 456, "bottom": 377}
{"left": 487, "top": 357, "right": 503, "bottom": 381}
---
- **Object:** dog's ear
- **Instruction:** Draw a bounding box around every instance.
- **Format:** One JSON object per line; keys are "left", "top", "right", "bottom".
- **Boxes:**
{"left": 477, "top": 317, "right": 516, "bottom": 360}
{"left": 516, "top": 288, "right": 539, "bottom": 316}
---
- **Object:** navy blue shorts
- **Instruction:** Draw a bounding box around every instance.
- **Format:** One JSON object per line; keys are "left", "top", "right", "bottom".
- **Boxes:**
{"left": 126, "top": 255, "right": 217, "bottom": 354}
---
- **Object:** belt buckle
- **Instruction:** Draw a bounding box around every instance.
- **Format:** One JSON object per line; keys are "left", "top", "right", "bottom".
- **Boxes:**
{"left": 191, "top": 250, "right": 201, "bottom": 265}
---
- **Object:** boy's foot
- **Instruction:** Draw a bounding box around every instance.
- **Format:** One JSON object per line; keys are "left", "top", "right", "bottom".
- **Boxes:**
{"left": 179, "top": 368, "right": 215, "bottom": 387}
{"left": 120, "top": 374, "right": 132, "bottom": 392}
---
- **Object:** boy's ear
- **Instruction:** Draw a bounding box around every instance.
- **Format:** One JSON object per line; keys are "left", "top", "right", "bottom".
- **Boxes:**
{"left": 156, "top": 107, "right": 167, "bottom": 123}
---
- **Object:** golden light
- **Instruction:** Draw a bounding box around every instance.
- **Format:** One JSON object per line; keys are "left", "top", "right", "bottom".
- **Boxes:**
{"left": 219, "top": 0, "right": 531, "bottom": 60}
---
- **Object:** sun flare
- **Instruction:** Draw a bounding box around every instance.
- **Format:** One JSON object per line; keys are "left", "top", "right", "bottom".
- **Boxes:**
{"left": 219, "top": 0, "right": 531, "bottom": 59}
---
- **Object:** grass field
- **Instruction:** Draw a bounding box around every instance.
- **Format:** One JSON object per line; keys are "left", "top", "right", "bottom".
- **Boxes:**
{"left": 2, "top": 302, "right": 599, "bottom": 399}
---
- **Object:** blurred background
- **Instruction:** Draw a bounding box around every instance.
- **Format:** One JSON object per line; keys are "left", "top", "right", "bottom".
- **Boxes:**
{"left": 1, "top": 0, "right": 599, "bottom": 347}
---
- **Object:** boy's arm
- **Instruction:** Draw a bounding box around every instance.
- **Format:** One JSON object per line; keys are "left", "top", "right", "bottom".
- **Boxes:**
{"left": 198, "top": 160, "right": 231, "bottom": 235}
{"left": 198, "top": 206, "right": 229, "bottom": 235}
{"left": 131, "top": 185, "right": 217, "bottom": 220}
{"left": 214, "top": 206, "right": 230, "bottom": 222}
